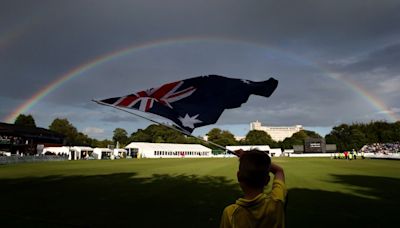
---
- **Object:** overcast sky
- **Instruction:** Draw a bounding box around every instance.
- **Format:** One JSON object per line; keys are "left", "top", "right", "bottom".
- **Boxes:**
{"left": 1, "top": 0, "right": 399, "bottom": 139}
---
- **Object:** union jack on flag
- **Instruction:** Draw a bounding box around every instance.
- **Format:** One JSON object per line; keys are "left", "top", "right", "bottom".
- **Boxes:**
{"left": 109, "top": 81, "right": 196, "bottom": 112}
{"left": 99, "top": 75, "right": 278, "bottom": 133}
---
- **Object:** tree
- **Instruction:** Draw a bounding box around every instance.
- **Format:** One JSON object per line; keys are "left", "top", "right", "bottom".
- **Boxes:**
{"left": 49, "top": 118, "right": 79, "bottom": 145}
{"left": 75, "top": 132, "right": 93, "bottom": 146}
{"left": 91, "top": 139, "right": 113, "bottom": 148}
{"left": 112, "top": 128, "right": 128, "bottom": 146}
{"left": 324, "top": 121, "right": 400, "bottom": 151}
{"left": 207, "top": 128, "right": 223, "bottom": 142}
{"left": 244, "top": 130, "right": 275, "bottom": 145}
{"left": 302, "top": 130, "right": 322, "bottom": 139}
{"left": 206, "top": 128, "right": 237, "bottom": 147}
{"left": 129, "top": 124, "right": 186, "bottom": 143}
{"left": 349, "top": 128, "right": 367, "bottom": 150}
{"left": 325, "top": 124, "right": 351, "bottom": 151}
{"left": 14, "top": 114, "right": 36, "bottom": 127}
{"left": 279, "top": 130, "right": 321, "bottom": 149}
{"left": 130, "top": 129, "right": 152, "bottom": 142}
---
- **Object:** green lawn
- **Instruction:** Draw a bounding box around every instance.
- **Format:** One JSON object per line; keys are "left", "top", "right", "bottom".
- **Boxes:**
{"left": 1, "top": 158, "right": 399, "bottom": 227}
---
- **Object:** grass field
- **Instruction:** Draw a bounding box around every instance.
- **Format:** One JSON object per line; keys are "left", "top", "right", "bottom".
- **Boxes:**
{"left": 1, "top": 157, "right": 399, "bottom": 227}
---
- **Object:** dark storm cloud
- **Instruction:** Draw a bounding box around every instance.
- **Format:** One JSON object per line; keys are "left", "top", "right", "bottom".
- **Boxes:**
{"left": 1, "top": 0, "right": 400, "bottom": 137}
{"left": 326, "top": 42, "right": 400, "bottom": 101}
{"left": 332, "top": 43, "right": 400, "bottom": 75}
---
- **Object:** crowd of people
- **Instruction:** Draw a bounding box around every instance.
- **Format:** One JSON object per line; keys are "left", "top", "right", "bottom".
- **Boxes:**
{"left": 360, "top": 142, "right": 400, "bottom": 154}
{"left": 0, "top": 135, "right": 24, "bottom": 145}
{"left": 331, "top": 142, "right": 400, "bottom": 160}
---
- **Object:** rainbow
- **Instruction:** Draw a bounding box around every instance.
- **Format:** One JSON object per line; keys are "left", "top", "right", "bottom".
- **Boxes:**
{"left": 4, "top": 37, "right": 399, "bottom": 123}
{"left": 333, "top": 75, "right": 398, "bottom": 122}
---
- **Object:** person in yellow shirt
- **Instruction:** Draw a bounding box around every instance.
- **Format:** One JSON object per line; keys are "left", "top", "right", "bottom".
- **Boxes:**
{"left": 220, "top": 150, "right": 287, "bottom": 228}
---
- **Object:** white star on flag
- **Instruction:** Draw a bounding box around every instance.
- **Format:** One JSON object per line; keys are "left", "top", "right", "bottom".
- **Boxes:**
{"left": 178, "top": 114, "right": 203, "bottom": 129}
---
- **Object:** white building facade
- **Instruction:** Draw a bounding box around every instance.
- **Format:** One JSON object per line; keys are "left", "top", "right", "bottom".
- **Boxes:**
{"left": 125, "top": 142, "right": 212, "bottom": 158}
{"left": 250, "top": 121, "right": 303, "bottom": 142}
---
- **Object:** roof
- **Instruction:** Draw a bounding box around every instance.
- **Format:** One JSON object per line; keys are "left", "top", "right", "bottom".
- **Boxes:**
{"left": 42, "top": 146, "right": 70, "bottom": 153}
{"left": 125, "top": 142, "right": 212, "bottom": 152}
{"left": 0, "top": 122, "right": 65, "bottom": 142}
{"left": 71, "top": 146, "right": 93, "bottom": 151}
{"left": 93, "top": 148, "right": 113, "bottom": 152}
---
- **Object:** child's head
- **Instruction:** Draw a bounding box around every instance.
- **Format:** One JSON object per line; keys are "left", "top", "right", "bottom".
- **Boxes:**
{"left": 237, "top": 150, "right": 271, "bottom": 190}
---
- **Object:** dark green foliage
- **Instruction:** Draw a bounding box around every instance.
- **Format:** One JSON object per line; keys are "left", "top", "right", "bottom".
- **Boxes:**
{"left": 49, "top": 118, "right": 79, "bottom": 145}
{"left": 243, "top": 130, "right": 275, "bottom": 146}
{"left": 130, "top": 124, "right": 187, "bottom": 143}
{"left": 325, "top": 121, "right": 400, "bottom": 151}
{"left": 112, "top": 128, "right": 129, "bottom": 146}
{"left": 90, "top": 138, "right": 114, "bottom": 148}
{"left": 48, "top": 118, "right": 91, "bottom": 146}
{"left": 279, "top": 130, "right": 321, "bottom": 149}
{"left": 207, "top": 128, "right": 238, "bottom": 147}
{"left": 14, "top": 114, "right": 36, "bottom": 127}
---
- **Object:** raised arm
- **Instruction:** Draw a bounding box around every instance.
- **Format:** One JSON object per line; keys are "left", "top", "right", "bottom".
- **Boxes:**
{"left": 269, "top": 162, "right": 285, "bottom": 183}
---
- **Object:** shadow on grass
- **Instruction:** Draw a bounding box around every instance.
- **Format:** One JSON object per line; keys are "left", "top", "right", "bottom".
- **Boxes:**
{"left": 2, "top": 173, "right": 399, "bottom": 228}
{"left": 0, "top": 173, "right": 241, "bottom": 227}
{"left": 287, "top": 175, "right": 400, "bottom": 228}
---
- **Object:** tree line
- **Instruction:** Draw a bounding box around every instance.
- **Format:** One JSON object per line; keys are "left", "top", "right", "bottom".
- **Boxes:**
{"left": 13, "top": 114, "right": 400, "bottom": 151}
{"left": 325, "top": 121, "right": 400, "bottom": 151}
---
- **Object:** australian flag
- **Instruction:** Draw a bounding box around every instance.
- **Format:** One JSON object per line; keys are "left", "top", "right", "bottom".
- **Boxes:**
{"left": 99, "top": 75, "right": 278, "bottom": 133}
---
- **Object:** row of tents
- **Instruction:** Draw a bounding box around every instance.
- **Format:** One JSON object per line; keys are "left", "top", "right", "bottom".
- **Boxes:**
{"left": 42, "top": 146, "right": 128, "bottom": 160}
{"left": 41, "top": 143, "right": 290, "bottom": 160}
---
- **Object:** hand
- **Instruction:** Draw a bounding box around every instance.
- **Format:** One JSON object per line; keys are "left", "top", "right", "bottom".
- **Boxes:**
{"left": 234, "top": 149, "right": 245, "bottom": 157}
{"left": 270, "top": 162, "right": 285, "bottom": 182}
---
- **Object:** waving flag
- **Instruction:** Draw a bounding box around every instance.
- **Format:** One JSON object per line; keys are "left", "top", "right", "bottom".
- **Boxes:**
{"left": 99, "top": 75, "right": 278, "bottom": 133}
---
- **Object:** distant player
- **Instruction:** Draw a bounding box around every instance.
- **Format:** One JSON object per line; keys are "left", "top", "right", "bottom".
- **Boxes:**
{"left": 220, "top": 149, "right": 287, "bottom": 228}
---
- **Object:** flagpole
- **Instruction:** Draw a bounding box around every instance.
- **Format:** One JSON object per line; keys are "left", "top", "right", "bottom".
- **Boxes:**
{"left": 92, "top": 100, "right": 237, "bottom": 156}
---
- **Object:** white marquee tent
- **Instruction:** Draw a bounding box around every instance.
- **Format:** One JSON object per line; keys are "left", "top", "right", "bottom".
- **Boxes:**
{"left": 42, "top": 146, "right": 93, "bottom": 160}
{"left": 92, "top": 148, "right": 113, "bottom": 160}
{"left": 125, "top": 142, "right": 212, "bottom": 158}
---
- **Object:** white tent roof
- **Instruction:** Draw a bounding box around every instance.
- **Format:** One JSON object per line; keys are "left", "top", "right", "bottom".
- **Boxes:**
{"left": 93, "top": 148, "right": 113, "bottom": 152}
{"left": 269, "top": 148, "right": 282, "bottom": 153}
{"left": 125, "top": 142, "right": 211, "bottom": 152}
{"left": 71, "top": 146, "right": 93, "bottom": 151}
{"left": 42, "top": 146, "right": 70, "bottom": 153}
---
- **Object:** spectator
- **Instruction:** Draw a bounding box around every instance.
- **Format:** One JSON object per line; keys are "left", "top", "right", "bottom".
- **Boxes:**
{"left": 220, "top": 150, "right": 287, "bottom": 228}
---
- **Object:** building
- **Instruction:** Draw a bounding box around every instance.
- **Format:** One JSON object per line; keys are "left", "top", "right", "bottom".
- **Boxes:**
{"left": 125, "top": 142, "right": 212, "bottom": 158}
{"left": 250, "top": 120, "right": 303, "bottom": 142}
{"left": 0, "top": 122, "right": 65, "bottom": 155}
